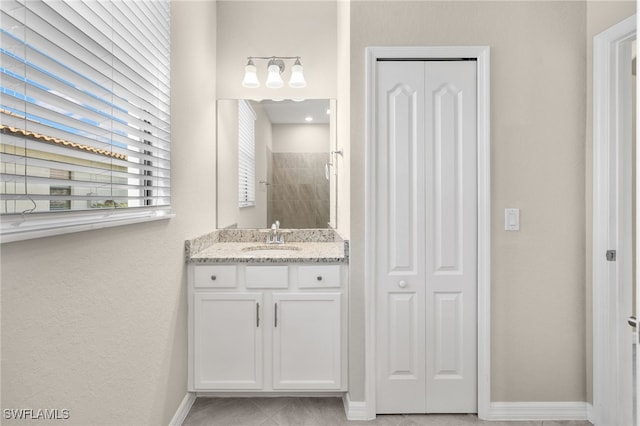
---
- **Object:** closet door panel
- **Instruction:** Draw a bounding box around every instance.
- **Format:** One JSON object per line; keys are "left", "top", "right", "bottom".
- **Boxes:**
{"left": 424, "top": 61, "right": 477, "bottom": 413}
{"left": 375, "top": 60, "right": 427, "bottom": 414}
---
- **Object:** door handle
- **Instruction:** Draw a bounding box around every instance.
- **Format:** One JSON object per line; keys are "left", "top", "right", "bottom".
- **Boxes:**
{"left": 628, "top": 316, "right": 637, "bottom": 328}
{"left": 398, "top": 280, "right": 407, "bottom": 289}
{"left": 274, "top": 302, "right": 278, "bottom": 328}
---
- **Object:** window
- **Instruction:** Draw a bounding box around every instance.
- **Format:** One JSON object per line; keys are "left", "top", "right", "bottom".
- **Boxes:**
{"left": 0, "top": 0, "right": 171, "bottom": 242}
{"left": 238, "top": 100, "right": 256, "bottom": 208}
{"left": 48, "top": 168, "right": 70, "bottom": 211}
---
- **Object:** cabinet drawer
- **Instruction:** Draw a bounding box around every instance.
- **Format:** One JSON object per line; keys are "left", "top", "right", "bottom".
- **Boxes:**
{"left": 194, "top": 265, "right": 237, "bottom": 288}
{"left": 246, "top": 265, "right": 289, "bottom": 289}
{"left": 298, "top": 265, "right": 341, "bottom": 288}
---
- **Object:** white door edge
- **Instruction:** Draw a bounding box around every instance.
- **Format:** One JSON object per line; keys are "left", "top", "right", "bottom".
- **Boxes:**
{"left": 364, "top": 45, "right": 491, "bottom": 420}
{"left": 592, "top": 14, "right": 636, "bottom": 426}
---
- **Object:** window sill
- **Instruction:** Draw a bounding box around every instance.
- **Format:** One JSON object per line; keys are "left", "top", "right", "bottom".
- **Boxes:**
{"left": 1, "top": 208, "right": 174, "bottom": 244}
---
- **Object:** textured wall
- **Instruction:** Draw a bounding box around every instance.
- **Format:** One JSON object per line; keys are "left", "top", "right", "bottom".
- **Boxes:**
{"left": 0, "top": 1, "right": 217, "bottom": 424}
{"left": 216, "top": 1, "right": 337, "bottom": 100}
{"left": 349, "top": 1, "right": 588, "bottom": 403}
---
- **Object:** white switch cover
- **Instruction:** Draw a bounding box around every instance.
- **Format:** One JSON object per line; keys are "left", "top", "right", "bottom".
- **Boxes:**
{"left": 505, "top": 208, "right": 520, "bottom": 231}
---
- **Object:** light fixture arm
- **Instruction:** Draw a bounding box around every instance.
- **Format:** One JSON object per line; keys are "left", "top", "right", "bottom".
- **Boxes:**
{"left": 267, "top": 58, "right": 285, "bottom": 74}
{"left": 247, "top": 56, "right": 302, "bottom": 61}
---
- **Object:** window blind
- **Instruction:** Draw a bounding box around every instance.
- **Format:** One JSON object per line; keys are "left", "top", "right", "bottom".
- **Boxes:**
{"left": 238, "top": 100, "right": 255, "bottom": 208}
{"left": 0, "top": 0, "right": 171, "bottom": 240}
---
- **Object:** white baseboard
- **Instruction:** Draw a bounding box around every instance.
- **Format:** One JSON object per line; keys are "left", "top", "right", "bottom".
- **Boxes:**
{"left": 342, "top": 393, "right": 371, "bottom": 421}
{"left": 586, "top": 403, "right": 595, "bottom": 425}
{"left": 482, "top": 401, "right": 589, "bottom": 421}
{"left": 195, "top": 391, "right": 343, "bottom": 398}
{"left": 168, "top": 392, "right": 196, "bottom": 426}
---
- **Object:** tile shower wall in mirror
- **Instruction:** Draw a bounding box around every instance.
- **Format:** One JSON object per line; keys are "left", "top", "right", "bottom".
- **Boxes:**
{"left": 268, "top": 151, "right": 330, "bottom": 228}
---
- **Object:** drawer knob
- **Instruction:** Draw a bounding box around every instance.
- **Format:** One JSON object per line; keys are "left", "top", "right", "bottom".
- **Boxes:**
{"left": 317, "top": 276, "right": 323, "bottom": 281}
{"left": 398, "top": 280, "right": 407, "bottom": 288}
{"left": 211, "top": 275, "right": 217, "bottom": 281}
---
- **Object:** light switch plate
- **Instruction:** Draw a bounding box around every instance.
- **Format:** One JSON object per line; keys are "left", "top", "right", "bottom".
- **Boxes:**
{"left": 505, "top": 208, "right": 520, "bottom": 231}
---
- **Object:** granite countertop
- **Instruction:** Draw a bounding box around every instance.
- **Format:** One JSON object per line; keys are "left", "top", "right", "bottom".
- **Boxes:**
{"left": 185, "top": 229, "right": 349, "bottom": 264}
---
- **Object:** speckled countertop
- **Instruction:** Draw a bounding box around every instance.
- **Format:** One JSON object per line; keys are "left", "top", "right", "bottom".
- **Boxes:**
{"left": 185, "top": 229, "right": 349, "bottom": 264}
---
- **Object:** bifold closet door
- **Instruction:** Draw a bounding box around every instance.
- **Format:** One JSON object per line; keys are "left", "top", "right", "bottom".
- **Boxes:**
{"left": 375, "top": 60, "right": 477, "bottom": 414}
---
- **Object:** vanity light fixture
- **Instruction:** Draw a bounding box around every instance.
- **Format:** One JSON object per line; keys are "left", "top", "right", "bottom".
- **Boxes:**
{"left": 241, "top": 59, "right": 260, "bottom": 88}
{"left": 242, "top": 56, "right": 307, "bottom": 89}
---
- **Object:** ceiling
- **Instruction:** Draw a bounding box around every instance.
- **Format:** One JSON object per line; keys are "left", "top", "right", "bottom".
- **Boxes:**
{"left": 257, "top": 99, "right": 331, "bottom": 124}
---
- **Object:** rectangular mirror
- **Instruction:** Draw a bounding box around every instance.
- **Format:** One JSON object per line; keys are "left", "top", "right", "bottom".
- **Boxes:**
{"left": 217, "top": 99, "right": 337, "bottom": 229}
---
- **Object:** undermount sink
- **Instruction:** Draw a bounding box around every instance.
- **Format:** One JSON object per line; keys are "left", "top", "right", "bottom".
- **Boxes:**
{"left": 242, "top": 245, "right": 302, "bottom": 255}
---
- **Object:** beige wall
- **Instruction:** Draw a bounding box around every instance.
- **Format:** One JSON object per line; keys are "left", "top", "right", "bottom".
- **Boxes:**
{"left": 0, "top": 1, "right": 217, "bottom": 424}
{"left": 216, "top": 1, "right": 337, "bottom": 100}
{"left": 584, "top": 0, "right": 637, "bottom": 405}
{"left": 350, "top": 1, "right": 588, "bottom": 402}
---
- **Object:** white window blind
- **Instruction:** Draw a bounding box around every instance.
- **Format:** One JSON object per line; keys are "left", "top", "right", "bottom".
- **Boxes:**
{"left": 238, "top": 100, "right": 255, "bottom": 208}
{"left": 0, "top": 0, "right": 171, "bottom": 242}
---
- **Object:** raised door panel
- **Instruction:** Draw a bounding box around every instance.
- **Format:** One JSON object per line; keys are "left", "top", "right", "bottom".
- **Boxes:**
{"left": 433, "top": 83, "right": 463, "bottom": 273}
{"left": 272, "top": 292, "right": 341, "bottom": 390}
{"left": 386, "top": 292, "right": 420, "bottom": 380}
{"left": 193, "top": 292, "right": 263, "bottom": 390}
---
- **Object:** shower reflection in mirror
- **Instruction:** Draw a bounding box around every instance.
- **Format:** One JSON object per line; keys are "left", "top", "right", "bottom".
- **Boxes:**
{"left": 217, "top": 99, "right": 337, "bottom": 230}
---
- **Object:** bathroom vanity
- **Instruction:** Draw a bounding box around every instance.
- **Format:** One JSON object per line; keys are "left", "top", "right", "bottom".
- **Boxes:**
{"left": 185, "top": 229, "right": 348, "bottom": 393}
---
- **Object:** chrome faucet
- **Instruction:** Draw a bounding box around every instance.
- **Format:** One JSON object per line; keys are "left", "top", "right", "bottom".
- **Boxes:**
{"left": 266, "top": 220, "right": 285, "bottom": 244}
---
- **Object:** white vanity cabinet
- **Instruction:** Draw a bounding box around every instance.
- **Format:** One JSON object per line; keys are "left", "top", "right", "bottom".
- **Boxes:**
{"left": 188, "top": 263, "right": 347, "bottom": 393}
{"left": 272, "top": 292, "right": 341, "bottom": 389}
{"left": 193, "top": 292, "right": 263, "bottom": 389}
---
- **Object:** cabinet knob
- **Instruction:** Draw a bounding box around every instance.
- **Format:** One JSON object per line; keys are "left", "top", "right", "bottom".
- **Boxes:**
{"left": 211, "top": 275, "right": 217, "bottom": 281}
{"left": 317, "top": 276, "right": 323, "bottom": 281}
{"left": 398, "top": 280, "right": 407, "bottom": 288}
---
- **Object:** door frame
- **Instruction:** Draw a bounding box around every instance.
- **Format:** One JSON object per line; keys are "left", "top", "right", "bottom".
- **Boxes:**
{"left": 364, "top": 46, "right": 491, "bottom": 420}
{"left": 592, "top": 14, "right": 636, "bottom": 426}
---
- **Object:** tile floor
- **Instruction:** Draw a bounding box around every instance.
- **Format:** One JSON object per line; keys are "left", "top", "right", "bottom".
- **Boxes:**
{"left": 182, "top": 397, "right": 594, "bottom": 426}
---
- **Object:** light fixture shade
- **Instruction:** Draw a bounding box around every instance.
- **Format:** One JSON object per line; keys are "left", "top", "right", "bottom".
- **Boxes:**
{"left": 242, "top": 63, "right": 260, "bottom": 88}
{"left": 288, "top": 63, "right": 306, "bottom": 88}
{"left": 265, "top": 64, "right": 284, "bottom": 88}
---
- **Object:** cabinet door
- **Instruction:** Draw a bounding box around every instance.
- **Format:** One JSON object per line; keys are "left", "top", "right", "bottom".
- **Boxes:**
{"left": 193, "top": 292, "right": 263, "bottom": 390}
{"left": 272, "top": 292, "right": 341, "bottom": 390}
